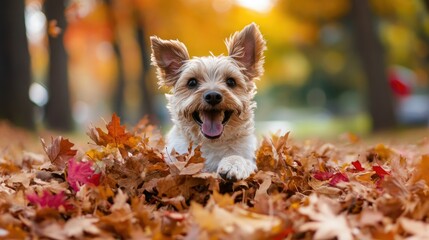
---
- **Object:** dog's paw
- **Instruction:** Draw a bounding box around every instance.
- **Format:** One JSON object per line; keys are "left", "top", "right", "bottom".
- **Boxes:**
{"left": 217, "top": 155, "right": 257, "bottom": 181}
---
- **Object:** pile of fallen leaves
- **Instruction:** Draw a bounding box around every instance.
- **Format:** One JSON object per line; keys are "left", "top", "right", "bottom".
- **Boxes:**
{"left": 1, "top": 114, "right": 429, "bottom": 239}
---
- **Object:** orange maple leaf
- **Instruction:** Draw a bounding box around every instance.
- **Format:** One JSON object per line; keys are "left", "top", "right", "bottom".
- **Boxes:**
{"left": 48, "top": 20, "right": 62, "bottom": 38}
{"left": 88, "top": 113, "right": 136, "bottom": 149}
{"left": 106, "top": 113, "right": 129, "bottom": 145}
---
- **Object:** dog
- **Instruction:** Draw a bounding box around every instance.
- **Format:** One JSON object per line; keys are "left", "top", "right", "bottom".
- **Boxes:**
{"left": 150, "top": 23, "right": 266, "bottom": 180}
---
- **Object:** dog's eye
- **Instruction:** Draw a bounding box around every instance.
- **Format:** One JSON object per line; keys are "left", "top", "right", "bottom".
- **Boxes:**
{"left": 226, "top": 78, "right": 236, "bottom": 88}
{"left": 187, "top": 78, "right": 198, "bottom": 89}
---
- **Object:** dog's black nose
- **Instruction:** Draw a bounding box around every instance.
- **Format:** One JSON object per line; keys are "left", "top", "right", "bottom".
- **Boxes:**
{"left": 204, "top": 91, "right": 222, "bottom": 105}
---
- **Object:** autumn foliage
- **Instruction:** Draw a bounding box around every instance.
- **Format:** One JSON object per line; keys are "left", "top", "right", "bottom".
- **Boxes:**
{"left": 1, "top": 114, "right": 429, "bottom": 239}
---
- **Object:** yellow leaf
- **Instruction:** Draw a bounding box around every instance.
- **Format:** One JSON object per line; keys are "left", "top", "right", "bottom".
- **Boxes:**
{"left": 355, "top": 172, "right": 374, "bottom": 184}
{"left": 412, "top": 155, "right": 429, "bottom": 185}
{"left": 373, "top": 144, "right": 392, "bottom": 160}
{"left": 212, "top": 191, "right": 234, "bottom": 207}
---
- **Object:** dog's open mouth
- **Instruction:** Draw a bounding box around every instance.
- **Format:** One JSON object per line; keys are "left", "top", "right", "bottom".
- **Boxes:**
{"left": 192, "top": 110, "right": 233, "bottom": 139}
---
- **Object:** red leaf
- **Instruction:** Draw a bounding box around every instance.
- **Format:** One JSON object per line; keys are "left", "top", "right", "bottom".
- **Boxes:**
{"left": 66, "top": 158, "right": 100, "bottom": 191}
{"left": 389, "top": 71, "right": 411, "bottom": 97}
{"left": 27, "top": 190, "right": 68, "bottom": 209}
{"left": 373, "top": 165, "right": 390, "bottom": 178}
{"left": 88, "top": 173, "right": 101, "bottom": 186}
{"left": 313, "top": 171, "right": 334, "bottom": 181}
{"left": 352, "top": 160, "right": 365, "bottom": 172}
{"left": 329, "top": 172, "right": 349, "bottom": 186}
{"left": 41, "top": 136, "right": 77, "bottom": 170}
{"left": 273, "top": 227, "right": 294, "bottom": 240}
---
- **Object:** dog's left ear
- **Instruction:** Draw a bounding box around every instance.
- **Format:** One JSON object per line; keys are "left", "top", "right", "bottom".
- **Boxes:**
{"left": 226, "top": 23, "right": 266, "bottom": 81}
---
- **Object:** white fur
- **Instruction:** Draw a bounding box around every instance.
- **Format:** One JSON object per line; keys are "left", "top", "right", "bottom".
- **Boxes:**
{"left": 166, "top": 122, "right": 257, "bottom": 180}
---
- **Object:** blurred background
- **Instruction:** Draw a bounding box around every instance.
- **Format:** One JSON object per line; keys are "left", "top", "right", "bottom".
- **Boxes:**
{"left": 1, "top": 0, "right": 429, "bottom": 139}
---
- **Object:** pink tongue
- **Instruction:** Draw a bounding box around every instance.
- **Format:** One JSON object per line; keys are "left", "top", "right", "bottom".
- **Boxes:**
{"left": 201, "top": 111, "right": 223, "bottom": 137}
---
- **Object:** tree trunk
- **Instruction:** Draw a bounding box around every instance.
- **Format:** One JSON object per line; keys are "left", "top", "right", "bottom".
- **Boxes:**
{"left": 136, "top": 25, "right": 157, "bottom": 123}
{"left": 0, "top": 0, "right": 35, "bottom": 129}
{"left": 112, "top": 42, "right": 126, "bottom": 118}
{"left": 350, "top": 0, "right": 396, "bottom": 131}
{"left": 424, "top": 0, "right": 429, "bottom": 11}
{"left": 44, "top": 0, "right": 73, "bottom": 131}
{"left": 106, "top": 0, "right": 156, "bottom": 123}
{"left": 104, "top": 0, "right": 126, "bottom": 119}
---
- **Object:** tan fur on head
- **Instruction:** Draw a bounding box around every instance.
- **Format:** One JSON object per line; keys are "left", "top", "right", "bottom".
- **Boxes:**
{"left": 151, "top": 23, "right": 266, "bottom": 87}
{"left": 150, "top": 23, "right": 266, "bottom": 181}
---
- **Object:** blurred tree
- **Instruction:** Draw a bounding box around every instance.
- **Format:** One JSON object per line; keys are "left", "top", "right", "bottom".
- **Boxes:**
{"left": 104, "top": 0, "right": 126, "bottom": 118}
{"left": 283, "top": 0, "right": 350, "bottom": 21}
{"left": 350, "top": 0, "right": 396, "bottom": 131}
{"left": 107, "top": 0, "right": 156, "bottom": 123}
{"left": 44, "top": 0, "right": 73, "bottom": 131}
{"left": 112, "top": 42, "right": 127, "bottom": 118}
{"left": 0, "top": 0, "right": 35, "bottom": 129}
{"left": 283, "top": 0, "right": 397, "bottom": 131}
{"left": 136, "top": 18, "right": 156, "bottom": 123}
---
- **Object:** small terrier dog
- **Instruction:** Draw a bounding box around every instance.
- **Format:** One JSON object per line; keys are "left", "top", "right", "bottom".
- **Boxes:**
{"left": 150, "top": 23, "right": 266, "bottom": 180}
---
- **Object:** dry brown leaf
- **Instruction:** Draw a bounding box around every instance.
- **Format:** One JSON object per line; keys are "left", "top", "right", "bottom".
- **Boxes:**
{"left": 400, "top": 218, "right": 429, "bottom": 240}
{"left": 64, "top": 217, "right": 100, "bottom": 237}
{"left": 254, "top": 175, "right": 271, "bottom": 203}
{"left": 212, "top": 191, "right": 234, "bottom": 207}
{"left": 7, "top": 172, "right": 34, "bottom": 188}
{"left": 180, "top": 163, "right": 204, "bottom": 175}
{"left": 38, "top": 222, "right": 66, "bottom": 240}
{"left": 190, "top": 203, "right": 281, "bottom": 236}
{"left": 358, "top": 209, "right": 384, "bottom": 227}
{"left": 41, "top": 136, "right": 77, "bottom": 170}
{"left": 111, "top": 189, "right": 129, "bottom": 211}
{"left": 299, "top": 195, "right": 353, "bottom": 240}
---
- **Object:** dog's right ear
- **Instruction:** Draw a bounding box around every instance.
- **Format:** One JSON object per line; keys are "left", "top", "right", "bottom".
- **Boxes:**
{"left": 150, "top": 36, "right": 189, "bottom": 87}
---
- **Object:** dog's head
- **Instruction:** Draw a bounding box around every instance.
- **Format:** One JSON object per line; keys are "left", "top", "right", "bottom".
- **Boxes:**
{"left": 150, "top": 23, "right": 266, "bottom": 140}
